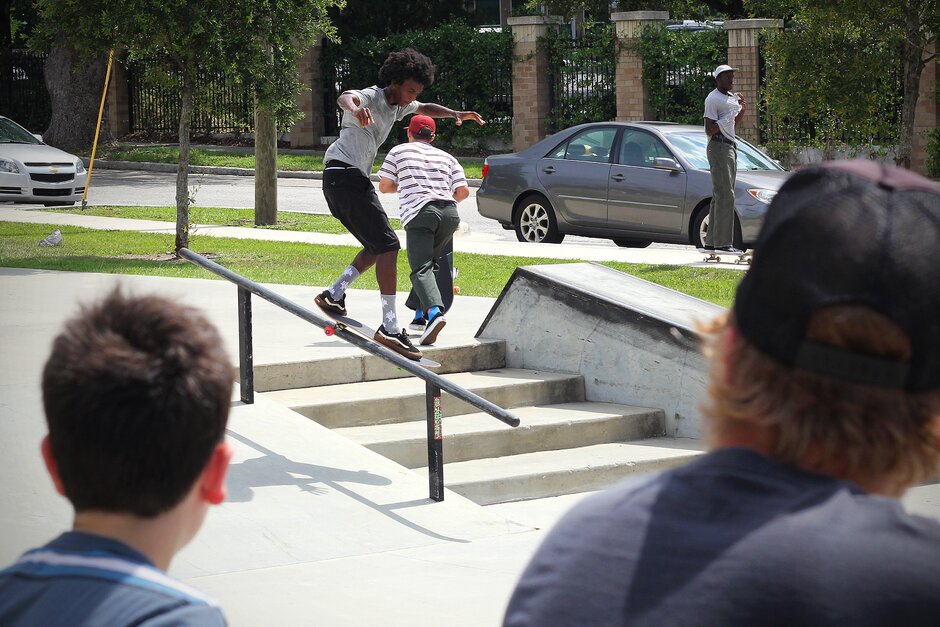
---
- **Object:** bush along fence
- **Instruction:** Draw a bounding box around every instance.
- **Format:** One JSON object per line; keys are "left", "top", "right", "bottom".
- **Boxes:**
{"left": 319, "top": 20, "right": 514, "bottom": 154}
{"left": 8, "top": 11, "right": 936, "bottom": 174}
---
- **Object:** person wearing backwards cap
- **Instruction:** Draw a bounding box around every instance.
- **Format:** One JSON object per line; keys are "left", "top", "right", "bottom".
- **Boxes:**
{"left": 702, "top": 64, "right": 746, "bottom": 254}
{"left": 314, "top": 49, "right": 484, "bottom": 361}
{"left": 378, "top": 115, "right": 468, "bottom": 346}
{"left": 503, "top": 161, "right": 940, "bottom": 627}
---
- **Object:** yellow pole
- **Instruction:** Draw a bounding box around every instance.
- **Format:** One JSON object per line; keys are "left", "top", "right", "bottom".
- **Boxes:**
{"left": 82, "top": 49, "right": 114, "bottom": 210}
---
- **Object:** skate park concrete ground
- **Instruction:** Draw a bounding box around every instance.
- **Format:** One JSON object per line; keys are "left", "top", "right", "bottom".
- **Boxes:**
{"left": 3, "top": 215, "right": 940, "bottom": 625}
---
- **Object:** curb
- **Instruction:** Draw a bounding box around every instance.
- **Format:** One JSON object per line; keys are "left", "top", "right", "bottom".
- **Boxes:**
{"left": 86, "top": 159, "right": 484, "bottom": 188}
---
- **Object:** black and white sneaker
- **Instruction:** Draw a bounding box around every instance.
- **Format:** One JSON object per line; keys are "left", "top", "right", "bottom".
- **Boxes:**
{"left": 315, "top": 290, "right": 346, "bottom": 316}
{"left": 374, "top": 325, "right": 423, "bottom": 361}
{"left": 420, "top": 312, "right": 446, "bottom": 346}
{"left": 408, "top": 313, "right": 427, "bottom": 333}
{"left": 716, "top": 246, "right": 745, "bottom": 254}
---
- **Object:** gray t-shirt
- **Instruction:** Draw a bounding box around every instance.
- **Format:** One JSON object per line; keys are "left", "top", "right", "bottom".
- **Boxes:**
{"left": 504, "top": 448, "right": 940, "bottom": 627}
{"left": 324, "top": 85, "right": 422, "bottom": 176}
{"left": 703, "top": 88, "right": 742, "bottom": 141}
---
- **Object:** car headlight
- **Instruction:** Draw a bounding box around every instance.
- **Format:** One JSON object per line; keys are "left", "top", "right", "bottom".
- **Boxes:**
{"left": 747, "top": 188, "right": 777, "bottom": 204}
{"left": 0, "top": 158, "right": 21, "bottom": 174}
{"left": 75, "top": 158, "right": 86, "bottom": 174}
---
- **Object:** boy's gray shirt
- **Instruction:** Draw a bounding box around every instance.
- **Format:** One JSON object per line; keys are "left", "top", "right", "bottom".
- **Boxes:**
{"left": 324, "top": 85, "right": 421, "bottom": 176}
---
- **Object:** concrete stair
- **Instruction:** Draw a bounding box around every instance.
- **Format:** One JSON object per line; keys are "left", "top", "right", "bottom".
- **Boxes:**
{"left": 260, "top": 339, "right": 702, "bottom": 504}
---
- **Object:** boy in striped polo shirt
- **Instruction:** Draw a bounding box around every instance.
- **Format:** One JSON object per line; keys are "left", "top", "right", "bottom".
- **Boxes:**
{"left": 379, "top": 115, "right": 469, "bottom": 345}
{"left": 0, "top": 290, "right": 233, "bottom": 626}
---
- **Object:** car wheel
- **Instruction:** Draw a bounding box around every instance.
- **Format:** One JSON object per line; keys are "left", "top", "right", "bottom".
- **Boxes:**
{"left": 691, "top": 206, "right": 744, "bottom": 249}
{"left": 613, "top": 239, "right": 652, "bottom": 248}
{"left": 514, "top": 194, "right": 565, "bottom": 244}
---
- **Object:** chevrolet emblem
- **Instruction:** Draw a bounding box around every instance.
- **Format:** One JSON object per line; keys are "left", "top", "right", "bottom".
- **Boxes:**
{"left": 50, "top": 167, "right": 59, "bottom": 173}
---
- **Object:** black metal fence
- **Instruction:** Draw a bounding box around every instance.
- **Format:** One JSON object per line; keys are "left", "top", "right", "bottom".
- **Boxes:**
{"left": 127, "top": 62, "right": 255, "bottom": 136}
{"left": 0, "top": 50, "right": 51, "bottom": 132}
{"left": 545, "top": 26, "right": 616, "bottom": 133}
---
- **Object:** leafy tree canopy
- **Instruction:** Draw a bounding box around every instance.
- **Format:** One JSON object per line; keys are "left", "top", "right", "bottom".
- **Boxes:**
{"left": 523, "top": 0, "right": 747, "bottom": 21}
{"left": 329, "top": 0, "right": 469, "bottom": 41}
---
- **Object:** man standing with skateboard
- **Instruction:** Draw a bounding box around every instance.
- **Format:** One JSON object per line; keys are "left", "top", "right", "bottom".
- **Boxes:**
{"left": 378, "top": 114, "right": 468, "bottom": 346}
{"left": 702, "top": 64, "right": 745, "bottom": 254}
{"left": 314, "top": 48, "right": 484, "bottom": 361}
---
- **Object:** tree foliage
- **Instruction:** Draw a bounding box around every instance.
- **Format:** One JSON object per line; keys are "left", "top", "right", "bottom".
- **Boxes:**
{"left": 32, "top": 0, "right": 343, "bottom": 250}
{"left": 328, "top": 0, "right": 468, "bottom": 41}
{"left": 746, "top": 0, "right": 939, "bottom": 167}
{"left": 523, "top": 0, "right": 746, "bottom": 20}
{"left": 541, "top": 23, "right": 617, "bottom": 130}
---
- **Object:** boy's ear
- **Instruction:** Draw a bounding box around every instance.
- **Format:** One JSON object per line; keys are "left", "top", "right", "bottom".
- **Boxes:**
{"left": 200, "top": 442, "right": 233, "bottom": 505}
{"left": 40, "top": 436, "right": 66, "bottom": 497}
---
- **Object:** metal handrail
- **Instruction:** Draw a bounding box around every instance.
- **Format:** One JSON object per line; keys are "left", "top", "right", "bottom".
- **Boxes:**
{"left": 179, "top": 248, "right": 521, "bottom": 501}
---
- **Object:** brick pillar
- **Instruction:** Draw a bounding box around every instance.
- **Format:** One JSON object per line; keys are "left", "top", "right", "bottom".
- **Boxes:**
{"left": 291, "top": 39, "right": 324, "bottom": 148}
{"left": 911, "top": 42, "right": 937, "bottom": 177}
{"left": 509, "top": 15, "right": 564, "bottom": 152}
{"left": 612, "top": 11, "right": 669, "bottom": 122}
{"left": 107, "top": 53, "right": 131, "bottom": 138}
{"left": 725, "top": 19, "right": 782, "bottom": 143}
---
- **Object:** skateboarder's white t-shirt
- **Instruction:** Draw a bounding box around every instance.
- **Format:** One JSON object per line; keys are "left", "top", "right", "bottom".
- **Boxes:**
{"left": 703, "top": 88, "right": 742, "bottom": 141}
{"left": 379, "top": 141, "right": 467, "bottom": 226}
{"left": 324, "top": 86, "right": 421, "bottom": 177}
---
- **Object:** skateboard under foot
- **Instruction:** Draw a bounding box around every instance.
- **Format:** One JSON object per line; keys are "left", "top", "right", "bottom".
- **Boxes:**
{"left": 321, "top": 311, "right": 440, "bottom": 368}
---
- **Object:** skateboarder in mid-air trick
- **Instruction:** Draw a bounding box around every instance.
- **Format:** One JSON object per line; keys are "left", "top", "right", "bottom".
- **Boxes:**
{"left": 314, "top": 49, "right": 485, "bottom": 361}
{"left": 378, "top": 115, "right": 468, "bottom": 346}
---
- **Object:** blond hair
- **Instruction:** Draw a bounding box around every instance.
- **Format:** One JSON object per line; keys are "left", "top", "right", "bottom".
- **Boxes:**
{"left": 701, "top": 306, "right": 940, "bottom": 488}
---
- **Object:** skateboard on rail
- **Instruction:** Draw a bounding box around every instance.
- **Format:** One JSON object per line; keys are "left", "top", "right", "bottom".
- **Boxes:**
{"left": 321, "top": 311, "right": 440, "bottom": 368}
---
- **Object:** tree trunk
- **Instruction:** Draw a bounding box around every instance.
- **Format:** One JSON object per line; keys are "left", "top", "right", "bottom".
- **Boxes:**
{"left": 175, "top": 76, "right": 194, "bottom": 253}
{"left": 896, "top": 7, "right": 924, "bottom": 169}
{"left": 254, "top": 99, "right": 278, "bottom": 225}
{"left": 43, "top": 42, "right": 112, "bottom": 152}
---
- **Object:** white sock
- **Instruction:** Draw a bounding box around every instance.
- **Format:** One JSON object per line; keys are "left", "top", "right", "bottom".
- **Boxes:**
{"left": 380, "top": 294, "right": 399, "bottom": 334}
{"left": 329, "top": 265, "right": 360, "bottom": 300}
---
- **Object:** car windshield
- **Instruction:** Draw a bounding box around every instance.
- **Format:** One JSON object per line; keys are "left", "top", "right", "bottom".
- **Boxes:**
{"left": 0, "top": 117, "right": 42, "bottom": 144}
{"left": 665, "top": 131, "right": 783, "bottom": 171}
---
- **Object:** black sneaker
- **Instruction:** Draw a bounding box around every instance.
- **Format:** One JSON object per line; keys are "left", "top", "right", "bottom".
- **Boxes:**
{"left": 716, "top": 246, "right": 745, "bottom": 254}
{"left": 408, "top": 312, "right": 427, "bottom": 333}
{"left": 374, "top": 325, "right": 423, "bottom": 361}
{"left": 315, "top": 290, "right": 346, "bottom": 316}
{"left": 420, "top": 312, "right": 446, "bottom": 346}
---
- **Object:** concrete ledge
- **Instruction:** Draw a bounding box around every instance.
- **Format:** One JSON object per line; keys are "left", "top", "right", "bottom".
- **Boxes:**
{"left": 724, "top": 18, "right": 784, "bottom": 30}
{"left": 476, "top": 263, "right": 724, "bottom": 438}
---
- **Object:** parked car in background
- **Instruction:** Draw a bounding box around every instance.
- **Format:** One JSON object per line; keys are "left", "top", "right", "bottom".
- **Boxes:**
{"left": 476, "top": 121, "right": 789, "bottom": 248}
{"left": 0, "top": 116, "right": 85, "bottom": 206}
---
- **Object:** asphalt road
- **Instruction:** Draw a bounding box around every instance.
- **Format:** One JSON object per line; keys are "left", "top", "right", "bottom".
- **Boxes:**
{"left": 11, "top": 168, "right": 694, "bottom": 252}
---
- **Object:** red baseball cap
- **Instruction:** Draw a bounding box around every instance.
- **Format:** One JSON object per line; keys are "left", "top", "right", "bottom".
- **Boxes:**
{"left": 408, "top": 115, "right": 436, "bottom": 138}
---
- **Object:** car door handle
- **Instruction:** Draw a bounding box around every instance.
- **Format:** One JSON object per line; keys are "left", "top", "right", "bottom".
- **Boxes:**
{"left": 542, "top": 166, "right": 555, "bottom": 174}
{"left": 611, "top": 173, "right": 625, "bottom": 182}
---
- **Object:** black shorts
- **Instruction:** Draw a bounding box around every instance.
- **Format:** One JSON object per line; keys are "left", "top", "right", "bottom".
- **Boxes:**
{"left": 323, "top": 160, "right": 400, "bottom": 255}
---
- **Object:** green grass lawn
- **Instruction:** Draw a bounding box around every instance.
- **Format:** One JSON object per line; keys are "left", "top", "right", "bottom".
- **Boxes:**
{"left": 94, "top": 145, "right": 485, "bottom": 179}
{"left": 46, "top": 205, "right": 402, "bottom": 232}
{"left": 0, "top": 222, "right": 743, "bottom": 306}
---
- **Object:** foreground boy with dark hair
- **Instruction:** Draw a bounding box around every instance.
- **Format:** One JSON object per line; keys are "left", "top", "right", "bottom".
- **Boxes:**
{"left": 315, "top": 48, "right": 484, "bottom": 360}
{"left": 0, "top": 290, "right": 234, "bottom": 626}
{"left": 504, "top": 161, "right": 940, "bottom": 626}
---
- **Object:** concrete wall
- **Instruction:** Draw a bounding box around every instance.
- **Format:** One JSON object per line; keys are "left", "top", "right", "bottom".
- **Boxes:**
{"left": 476, "top": 263, "right": 725, "bottom": 438}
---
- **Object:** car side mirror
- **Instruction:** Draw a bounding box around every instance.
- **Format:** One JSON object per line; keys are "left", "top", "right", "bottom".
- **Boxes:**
{"left": 653, "top": 157, "right": 682, "bottom": 172}
{"left": 32, "top": 133, "right": 43, "bottom": 142}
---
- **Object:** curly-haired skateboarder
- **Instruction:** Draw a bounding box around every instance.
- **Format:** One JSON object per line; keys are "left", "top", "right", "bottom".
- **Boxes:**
{"left": 315, "top": 49, "right": 484, "bottom": 361}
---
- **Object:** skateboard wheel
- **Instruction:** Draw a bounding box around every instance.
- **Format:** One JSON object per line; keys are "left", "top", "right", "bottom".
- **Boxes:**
{"left": 324, "top": 326, "right": 335, "bottom": 336}
{"left": 453, "top": 286, "right": 460, "bottom": 295}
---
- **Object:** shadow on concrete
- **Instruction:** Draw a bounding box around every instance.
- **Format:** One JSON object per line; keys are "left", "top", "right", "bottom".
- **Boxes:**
{"left": 225, "top": 431, "right": 470, "bottom": 543}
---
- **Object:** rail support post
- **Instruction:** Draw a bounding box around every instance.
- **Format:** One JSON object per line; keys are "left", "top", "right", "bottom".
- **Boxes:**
{"left": 237, "top": 286, "right": 254, "bottom": 404}
{"left": 426, "top": 381, "right": 444, "bottom": 501}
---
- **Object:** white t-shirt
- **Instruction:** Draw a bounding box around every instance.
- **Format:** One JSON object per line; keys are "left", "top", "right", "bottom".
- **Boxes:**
{"left": 703, "top": 88, "right": 742, "bottom": 141}
{"left": 379, "top": 141, "right": 468, "bottom": 226}
{"left": 324, "top": 86, "right": 421, "bottom": 176}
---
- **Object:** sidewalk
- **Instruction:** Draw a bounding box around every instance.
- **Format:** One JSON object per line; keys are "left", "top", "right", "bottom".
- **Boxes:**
{"left": 0, "top": 206, "right": 750, "bottom": 269}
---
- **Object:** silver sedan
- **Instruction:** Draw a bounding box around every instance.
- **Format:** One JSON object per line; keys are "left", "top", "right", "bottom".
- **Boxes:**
{"left": 0, "top": 116, "right": 86, "bottom": 206}
{"left": 477, "top": 121, "right": 789, "bottom": 248}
